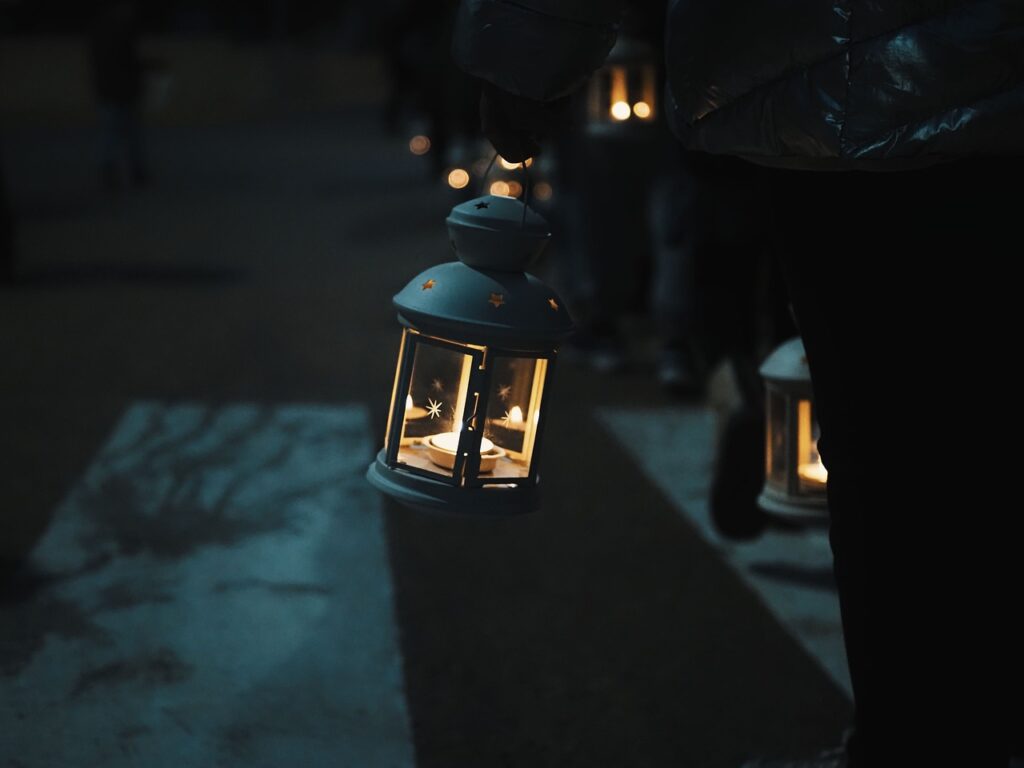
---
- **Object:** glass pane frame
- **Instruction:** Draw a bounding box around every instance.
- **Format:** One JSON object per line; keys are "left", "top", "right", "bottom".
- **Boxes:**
{"left": 796, "top": 398, "right": 827, "bottom": 496}
{"left": 385, "top": 331, "right": 485, "bottom": 486}
{"left": 384, "top": 332, "right": 556, "bottom": 490}
{"left": 764, "top": 385, "right": 828, "bottom": 501}
{"left": 469, "top": 347, "right": 556, "bottom": 488}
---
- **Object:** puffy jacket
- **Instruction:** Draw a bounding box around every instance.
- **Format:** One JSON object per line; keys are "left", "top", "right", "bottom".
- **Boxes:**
{"left": 453, "top": 0, "right": 1024, "bottom": 169}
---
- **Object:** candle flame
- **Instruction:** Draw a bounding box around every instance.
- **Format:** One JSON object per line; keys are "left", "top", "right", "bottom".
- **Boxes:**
{"left": 509, "top": 406, "right": 524, "bottom": 424}
{"left": 610, "top": 101, "right": 631, "bottom": 121}
{"left": 798, "top": 459, "right": 828, "bottom": 485}
{"left": 406, "top": 395, "right": 413, "bottom": 411}
{"left": 610, "top": 66, "right": 627, "bottom": 106}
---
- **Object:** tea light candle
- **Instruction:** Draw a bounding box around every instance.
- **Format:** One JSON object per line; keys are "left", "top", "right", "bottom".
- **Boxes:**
{"left": 798, "top": 460, "right": 828, "bottom": 487}
{"left": 431, "top": 431, "right": 495, "bottom": 454}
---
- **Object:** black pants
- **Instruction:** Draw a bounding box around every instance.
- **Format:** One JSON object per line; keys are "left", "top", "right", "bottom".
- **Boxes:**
{"left": 771, "top": 159, "right": 1021, "bottom": 765}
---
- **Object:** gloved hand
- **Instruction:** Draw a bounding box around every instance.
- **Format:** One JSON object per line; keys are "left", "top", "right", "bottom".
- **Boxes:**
{"left": 480, "top": 82, "right": 572, "bottom": 163}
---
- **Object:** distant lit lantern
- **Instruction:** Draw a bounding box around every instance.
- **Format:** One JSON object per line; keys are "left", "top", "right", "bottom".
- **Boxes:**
{"left": 447, "top": 168, "right": 470, "bottom": 189}
{"left": 366, "top": 195, "right": 574, "bottom": 514}
{"left": 489, "top": 180, "right": 511, "bottom": 197}
{"left": 758, "top": 337, "right": 828, "bottom": 518}
{"left": 587, "top": 38, "right": 658, "bottom": 136}
{"left": 409, "top": 135, "right": 431, "bottom": 156}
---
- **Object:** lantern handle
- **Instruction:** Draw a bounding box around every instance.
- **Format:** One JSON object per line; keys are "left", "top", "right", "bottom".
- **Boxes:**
{"left": 520, "top": 161, "right": 532, "bottom": 229}
{"left": 479, "top": 150, "right": 535, "bottom": 231}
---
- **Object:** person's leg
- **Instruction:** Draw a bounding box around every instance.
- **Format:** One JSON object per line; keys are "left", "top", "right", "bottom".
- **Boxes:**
{"left": 649, "top": 152, "right": 704, "bottom": 394}
{"left": 776, "top": 160, "right": 1018, "bottom": 766}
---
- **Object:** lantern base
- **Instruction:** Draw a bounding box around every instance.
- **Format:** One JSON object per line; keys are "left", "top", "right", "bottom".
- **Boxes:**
{"left": 366, "top": 451, "right": 540, "bottom": 516}
{"left": 757, "top": 490, "right": 828, "bottom": 521}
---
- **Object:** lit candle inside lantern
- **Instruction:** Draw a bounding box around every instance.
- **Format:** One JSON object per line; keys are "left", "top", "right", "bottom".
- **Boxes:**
{"left": 610, "top": 67, "right": 630, "bottom": 120}
{"left": 404, "top": 395, "right": 428, "bottom": 420}
{"left": 610, "top": 101, "right": 631, "bottom": 121}
{"left": 798, "top": 459, "right": 828, "bottom": 486}
{"left": 502, "top": 405, "right": 527, "bottom": 432}
{"left": 430, "top": 431, "right": 495, "bottom": 454}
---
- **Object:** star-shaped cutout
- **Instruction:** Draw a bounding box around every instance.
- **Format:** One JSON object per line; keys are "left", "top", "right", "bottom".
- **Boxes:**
{"left": 475, "top": 201, "right": 490, "bottom": 209}
{"left": 421, "top": 278, "right": 436, "bottom": 291}
{"left": 498, "top": 385, "right": 511, "bottom": 402}
{"left": 431, "top": 378, "right": 443, "bottom": 392}
{"left": 548, "top": 298, "right": 559, "bottom": 311}
{"left": 426, "top": 398, "right": 443, "bottom": 419}
{"left": 489, "top": 292, "right": 505, "bottom": 308}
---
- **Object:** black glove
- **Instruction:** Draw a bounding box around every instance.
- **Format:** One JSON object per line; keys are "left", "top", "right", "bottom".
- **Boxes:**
{"left": 480, "top": 82, "right": 572, "bottom": 162}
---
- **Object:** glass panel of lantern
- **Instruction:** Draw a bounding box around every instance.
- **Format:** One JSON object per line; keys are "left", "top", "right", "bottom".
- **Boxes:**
{"left": 389, "top": 332, "right": 482, "bottom": 480}
{"left": 481, "top": 355, "right": 548, "bottom": 480}
{"left": 385, "top": 333, "right": 552, "bottom": 486}
{"left": 758, "top": 336, "right": 827, "bottom": 517}
{"left": 796, "top": 398, "right": 827, "bottom": 494}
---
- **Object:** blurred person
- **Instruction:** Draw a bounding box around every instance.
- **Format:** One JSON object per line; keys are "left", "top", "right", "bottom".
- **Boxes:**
{"left": 551, "top": 112, "right": 662, "bottom": 375}
{"left": 551, "top": 1, "right": 775, "bottom": 398}
{"left": 551, "top": 4, "right": 709, "bottom": 386}
{"left": 453, "top": 1, "right": 1024, "bottom": 766}
{"left": 90, "top": 0, "right": 148, "bottom": 191}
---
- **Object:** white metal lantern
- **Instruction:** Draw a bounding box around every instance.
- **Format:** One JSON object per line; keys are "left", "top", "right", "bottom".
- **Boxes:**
{"left": 586, "top": 37, "right": 658, "bottom": 136}
{"left": 366, "top": 195, "right": 574, "bottom": 515}
{"left": 758, "top": 337, "right": 828, "bottom": 518}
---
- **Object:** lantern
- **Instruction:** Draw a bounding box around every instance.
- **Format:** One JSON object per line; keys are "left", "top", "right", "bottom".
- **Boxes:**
{"left": 586, "top": 37, "right": 659, "bottom": 136}
{"left": 758, "top": 337, "right": 828, "bottom": 518}
{"left": 366, "top": 195, "right": 574, "bottom": 514}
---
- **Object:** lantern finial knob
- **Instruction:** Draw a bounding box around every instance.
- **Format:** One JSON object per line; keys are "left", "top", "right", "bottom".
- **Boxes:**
{"left": 446, "top": 195, "right": 550, "bottom": 272}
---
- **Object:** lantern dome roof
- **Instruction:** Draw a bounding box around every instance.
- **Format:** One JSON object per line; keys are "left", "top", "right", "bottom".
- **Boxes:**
{"left": 394, "top": 261, "right": 574, "bottom": 349}
{"left": 759, "top": 336, "right": 812, "bottom": 384}
{"left": 446, "top": 194, "right": 550, "bottom": 272}
{"left": 393, "top": 196, "right": 572, "bottom": 349}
